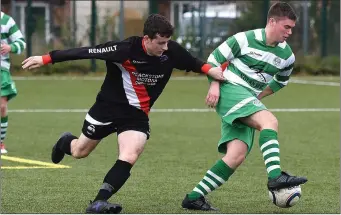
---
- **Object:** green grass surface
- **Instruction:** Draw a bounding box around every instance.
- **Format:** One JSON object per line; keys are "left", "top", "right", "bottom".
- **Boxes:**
{"left": 1, "top": 76, "right": 340, "bottom": 213}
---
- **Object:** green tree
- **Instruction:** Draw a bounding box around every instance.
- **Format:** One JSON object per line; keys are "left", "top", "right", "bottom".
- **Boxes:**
{"left": 230, "top": 1, "right": 265, "bottom": 35}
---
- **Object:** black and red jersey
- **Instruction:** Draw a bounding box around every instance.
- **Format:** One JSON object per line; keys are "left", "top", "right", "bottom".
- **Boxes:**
{"left": 47, "top": 36, "right": 211, "bottom": 116}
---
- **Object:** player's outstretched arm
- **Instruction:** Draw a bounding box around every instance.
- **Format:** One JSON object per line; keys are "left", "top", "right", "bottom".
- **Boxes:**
{"left": 22, "top": 40, "right": 131, "bottom": 70}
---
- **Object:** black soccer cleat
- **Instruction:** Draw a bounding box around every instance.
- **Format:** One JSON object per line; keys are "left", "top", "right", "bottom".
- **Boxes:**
{"left": 182, "top": 194, "right": 218, "bottom": 211}
{"left": 267, "top": 171, "right": 308, "bottom": 190}
{"left": 51, "top": 132, "right": 72, "bottom": 164}
{"left": 86, "top": 200, "right": 122, "bottom": 214}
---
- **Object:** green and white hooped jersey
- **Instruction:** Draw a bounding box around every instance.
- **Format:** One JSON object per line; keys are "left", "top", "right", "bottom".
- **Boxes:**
{"left": 1, "top": 12, "right": 26, "bottom": 72}
{"left": 208, "top": 28, "right": 295, "bottom": 95}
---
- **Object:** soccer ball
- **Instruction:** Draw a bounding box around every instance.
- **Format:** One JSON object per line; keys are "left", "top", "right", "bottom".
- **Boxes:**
{"left": 268, "top": 185, "right": 302, "bottom": 208}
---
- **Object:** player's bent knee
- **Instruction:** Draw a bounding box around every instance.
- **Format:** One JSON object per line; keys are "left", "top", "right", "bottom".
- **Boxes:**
{"left": 72, "top": 151, "right": 90, "bottom": 159}
{"left": 118, "top": 152, "right": 140, "bottom": 165}
{"left": 118, "top": 145, "right": 145, "bottom": 164}
{"left": 119, "top": 145, "right": 144, "bottom": 164}
{"left": 261, "top": 116, "right": 279, "bottom": 130}
{"left": 118, "top": 130, "right": 147, "bottom": 165}
{"left": 72, "top": 147, "right": 91, "bottom": 159}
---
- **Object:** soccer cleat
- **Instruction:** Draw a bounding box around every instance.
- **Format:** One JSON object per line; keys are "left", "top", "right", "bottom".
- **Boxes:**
{"left": 51, "top": 132, "right": 72, "bottom": 164}
{"left": 0, "top": 143, "right": 8, "bottom": 154}
{"left": 182, "top": 194, "right": 218, "bottom": 211}
{"left": 85, "top": 200, "right": 122, "bottom": 214}
{"left": 267, "top": 171, "right": 308, "bottom": 190}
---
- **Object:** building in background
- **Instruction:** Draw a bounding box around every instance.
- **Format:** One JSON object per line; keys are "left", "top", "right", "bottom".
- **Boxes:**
{"left": 1, "top": 0, "right": 151, "bottom": 48}
{"left": 74, "top": 1, "right": 148, "bottom": 46}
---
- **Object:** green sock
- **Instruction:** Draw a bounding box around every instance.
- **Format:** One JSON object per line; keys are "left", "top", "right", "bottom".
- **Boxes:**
{"left": 259, "top": 129, "right": 281, "bottom": 179}
{"left": 1, "top": 116, "right": 8, "bottom": 143}
{"left": 188, "top": 159, "right": 234, "bottom": 200}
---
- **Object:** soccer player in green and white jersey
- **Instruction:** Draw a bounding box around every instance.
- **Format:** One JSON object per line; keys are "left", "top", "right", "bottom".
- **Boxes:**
{"left": 1, "top": 11, "right": 26, "bottom": 154}
{"left": 182, "top": 2, "right": 307, "bottom": 211}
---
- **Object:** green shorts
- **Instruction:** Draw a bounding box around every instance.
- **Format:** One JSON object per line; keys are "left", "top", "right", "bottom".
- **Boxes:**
{"left": 215, "top": 82, "right": 267, "bottom": 155}
{"left": 1, "top": 70, "right": 17, "bottom": 100}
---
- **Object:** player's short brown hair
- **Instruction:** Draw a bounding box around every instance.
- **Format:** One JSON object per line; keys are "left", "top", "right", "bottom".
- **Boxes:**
{"left": 143, "top": 14, "right": 174, "bottom": 39}
{"left": 267, "top": 2, "right": 297, "bottom": 22}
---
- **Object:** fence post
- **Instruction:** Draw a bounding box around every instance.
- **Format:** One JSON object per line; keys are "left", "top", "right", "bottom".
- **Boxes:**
{"left": 149, "top": 0, "right": 158, "bottom": 14}
{"left": 26, "top": 0, "right": 32, "bottom": 57}
{"left": 119, "top": 0, "right": 124, "bottom": 40}
{"left": 198, "top": 1, "right": 206, "bottom": 59}
{"left": 11, "top": 0, "right": 16, "bottom": 21}
{"left": 302, "top": 0, "right": 309, "bottom": 55}
{"left": 321, "top": 0, "right": 327, "bottom": 58}
{"left": 263, "top": 0, "right": 270, "bottom": 25}
{"left": 90, "top": 0, "right": 97, "bottom": 72}
{"left": 72, "top": 0, "right": 77, "bottom": 47}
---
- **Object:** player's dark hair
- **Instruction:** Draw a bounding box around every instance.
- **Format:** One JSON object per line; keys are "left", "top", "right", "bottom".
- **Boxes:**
{"left": 267, "top": 2, "right": 297, "bottom": 22}
{"left": 143, "top": 14, "right": 174, "bottom": 39}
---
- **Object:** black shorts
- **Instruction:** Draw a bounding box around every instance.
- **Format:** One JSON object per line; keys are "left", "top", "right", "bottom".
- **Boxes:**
{"left": 81, "top": 101, "right": 150, "bottom": 140}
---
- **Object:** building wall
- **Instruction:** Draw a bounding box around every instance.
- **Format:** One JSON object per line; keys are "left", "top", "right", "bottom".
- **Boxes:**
{"left": 74, "top": 1, "right": 148, "bottom": 46}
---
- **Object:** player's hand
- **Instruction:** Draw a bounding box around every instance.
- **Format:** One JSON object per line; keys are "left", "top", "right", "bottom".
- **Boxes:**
{"left": 207, "top": 67, "right": 225, "bottom": 81}
{"left": 206, "top": 81, "right": 220, "bottom": 108}
{"left": 22, "top": 56, "right": 44, "bottom": 70}
{"left": 0, "top": 42, "right": 11, "bottom": 55}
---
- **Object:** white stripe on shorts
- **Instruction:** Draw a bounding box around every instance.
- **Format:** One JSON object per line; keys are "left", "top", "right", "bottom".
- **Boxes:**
{"left": 85, "top": 113, "right": 112, "bottom": 126}
{"left": 223, "top": 97, "right": 256, "bottom": 117}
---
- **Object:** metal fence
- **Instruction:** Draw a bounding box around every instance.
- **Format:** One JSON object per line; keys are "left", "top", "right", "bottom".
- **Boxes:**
{"left": 2, "top": 0, "right": 339, "bottom": 61}
{"left": 172, "top": 0, "right": 339, "bottom": 59}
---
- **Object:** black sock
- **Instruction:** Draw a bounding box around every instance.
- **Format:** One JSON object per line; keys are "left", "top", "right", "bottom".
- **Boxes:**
{"left": 94, "top": 160, "right": 132, "bottom": 201}
{"left": 59, "top": 134, "right": 77, "bottom": 155}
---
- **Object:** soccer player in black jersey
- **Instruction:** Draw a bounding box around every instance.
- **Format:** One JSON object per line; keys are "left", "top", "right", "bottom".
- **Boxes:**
{"left": 22, "top": 14, "right": 224, "bottom": 214}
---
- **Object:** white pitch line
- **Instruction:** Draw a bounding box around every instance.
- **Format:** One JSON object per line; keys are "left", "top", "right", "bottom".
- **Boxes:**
{"left": 12, "top": 76, "right": 340, "bottom": 86}
{"left": 7, "top": 108, "right": 340, "bottom": 113}
{"left": 290, "top": 79, "right": 339, "bottom": 86}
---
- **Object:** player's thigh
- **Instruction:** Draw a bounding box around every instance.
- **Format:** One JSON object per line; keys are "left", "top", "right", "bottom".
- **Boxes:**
{"left": 117, "top": 131, "right": 147, "bottom": 164}
{"left": 216, "top": 82, "right": 267, "bottom": 127}
{"left": 117, "top": 130, "right": 147, "bottom": 154}
{"left": 239, "top": 110, "right": 278, "bottom": 131}
{"left": 82, "top": 111, "right": 118, "bottom": 140}
{"left": 78, "top": 111, "right": 117, "bottom": 153}
{"left": 218, "top": 120, "right": 255, "bottom": 156}
{"left": 116, "top": 119, "right": 150, "bottom": 164}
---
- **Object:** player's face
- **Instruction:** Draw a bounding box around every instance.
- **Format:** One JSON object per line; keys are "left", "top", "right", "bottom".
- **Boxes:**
{"left": 144, "top": 34, "right": 170, "bottom": 57}
{"left": 270, "top": 17, "right": 296, "bottom": 43}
